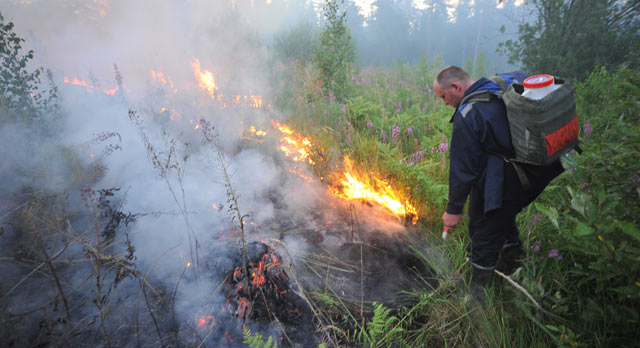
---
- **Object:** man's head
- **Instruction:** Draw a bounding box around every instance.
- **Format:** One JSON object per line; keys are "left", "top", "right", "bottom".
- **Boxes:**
{"left": 433, "top": 66, "right": 474, "bottom": 108}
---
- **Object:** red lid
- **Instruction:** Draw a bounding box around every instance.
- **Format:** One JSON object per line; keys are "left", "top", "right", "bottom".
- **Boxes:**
{"left": 523, "top": 74, "right": 554, "bottom": 88}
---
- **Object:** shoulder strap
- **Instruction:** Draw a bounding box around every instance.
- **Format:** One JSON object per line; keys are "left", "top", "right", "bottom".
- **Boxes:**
{"left": 459, "top": 90, "right": 494, "bottom": 107}
{"left": 489, "top": 75, "right": 508, "bottom": 93}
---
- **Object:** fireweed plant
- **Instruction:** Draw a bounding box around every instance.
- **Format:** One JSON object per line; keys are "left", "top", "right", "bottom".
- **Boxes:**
{"left": 269, "top": 48, "right": 640, "bottom": 347}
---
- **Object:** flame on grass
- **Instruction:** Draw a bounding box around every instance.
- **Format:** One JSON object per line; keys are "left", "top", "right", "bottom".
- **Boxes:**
{"left": 192, "top": 59, "right": 218, "bottom": 100}
{"left": 271, "top": 120, "right": 314, "bottom": 165}
{"left": 332, "top": 157, "right": 418, "bottom": 224}
{"left": 63, "top": 76, "right": 122, "bottom": 95}
{"left": 248, "top": 126, "right": 267, "bottom": 137}
{"left": 271, "top": 121, "right": 418, "bottom": 223}
{"left": 150, "top": 69, "right": 177, "bottom": 93}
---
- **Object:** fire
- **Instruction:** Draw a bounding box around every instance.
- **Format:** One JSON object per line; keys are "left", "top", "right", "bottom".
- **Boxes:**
{"left": 332, "top": 157, "right": 419, "bottom": 224}
{"left": 271, "top": 120, "right": 314, "bottom": 165}
{"left": 271, "top": 121, "right": 418, "bottom": 223}
{"left": 247, "top": 126, "right": 267, "bottom": 137}
{"left": 251, "top": 261, "right": 266, "bottom": 286}
{"left": 63, "top": 76, "right": 122, "bottom": 95}
{"left": 104, "top": 86, "right": 119, "bottom": 95}
{"left": 192, "top": 59, "right": 217, "bottom": 99}
{"left": 248, "top": 95, "right": 263, "bottom": 108}
{"left": 150, "top": 69, "right": 175, "bottom": 89}
{"left": 64, "top": 77, "right": 93, "bottom": 90}
{"left": 196, "top": 314, "right": 215, "bottom": 329}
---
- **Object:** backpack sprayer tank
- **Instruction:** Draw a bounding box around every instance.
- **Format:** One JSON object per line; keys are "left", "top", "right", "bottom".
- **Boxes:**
{"left": 522, "top": 74, "right": 560, "bottom": 99}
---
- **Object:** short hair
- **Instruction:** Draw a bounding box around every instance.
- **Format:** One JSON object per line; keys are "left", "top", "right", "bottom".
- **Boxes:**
{"left": 436, "top": 66, "right": 471, "bottom": 86}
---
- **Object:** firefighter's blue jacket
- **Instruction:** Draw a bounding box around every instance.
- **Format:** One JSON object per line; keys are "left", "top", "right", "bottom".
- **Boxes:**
{"left": 445, "top": 72, "right": 563, "bottom": 215}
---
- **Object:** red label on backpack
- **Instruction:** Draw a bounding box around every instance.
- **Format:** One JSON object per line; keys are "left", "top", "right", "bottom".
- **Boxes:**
{"left": 546, "top": 116, "right": 578, "bottom": 157}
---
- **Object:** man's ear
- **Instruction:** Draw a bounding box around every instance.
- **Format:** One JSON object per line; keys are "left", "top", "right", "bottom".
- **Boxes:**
{"left": 450, "top": 81, "right": 461, "bottom": 92}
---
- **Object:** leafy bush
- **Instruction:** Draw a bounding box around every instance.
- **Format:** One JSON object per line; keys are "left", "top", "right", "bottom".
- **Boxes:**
{"left": 272, "top": 21, "right": 318, "bottom": 64}
{"left": 517, "top": 66, "right": 640, "bottom": 347}
{"left": 0, "top": 11, "right": 59, "bottom": 135}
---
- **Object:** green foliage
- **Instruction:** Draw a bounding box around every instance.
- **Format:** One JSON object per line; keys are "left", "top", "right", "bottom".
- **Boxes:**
{"left": 517, "top": 66, "right": 640, "bottom": 347}
{"left": 242, "top": 325, "right": 279, "bottom": 348}
{"left": 499, "top": 0, "right": 640, "bottom": 80}
{"left": 0, "top": 12, "right": 40, "bottom": 113}
{"left": 311, "top": 0, "right": 356, "bottom": 101}
{"left": 272, "top": 21, "right": 318, "bottom": 63}
{"left": 273, "top": 36, "right": 640, "bottom": 345}
{"left": 0, "top": 11, "right": 60, "bottom": 134}
{"left": 346, "top": 302, "right": 411, "bottom": 348}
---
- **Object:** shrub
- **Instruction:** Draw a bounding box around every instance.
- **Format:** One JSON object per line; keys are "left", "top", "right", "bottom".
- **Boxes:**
{"left": 0, "top": 11, "right": 59, "bottom": 135}
{"left": 518, "top": 66, "right": 640, "bottom": 347}
{"left": 272, "top": 21, "right": 318, "bottom": 64}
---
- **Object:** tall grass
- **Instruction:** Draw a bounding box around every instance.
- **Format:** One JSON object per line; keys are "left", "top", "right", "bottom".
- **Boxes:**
{"left": 271, "top": 57, "right": 640, "bottom": 347}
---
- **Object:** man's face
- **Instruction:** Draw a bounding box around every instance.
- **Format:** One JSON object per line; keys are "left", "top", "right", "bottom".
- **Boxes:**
{"left": 434, "top": 79, "right": 466, "bottom": 108}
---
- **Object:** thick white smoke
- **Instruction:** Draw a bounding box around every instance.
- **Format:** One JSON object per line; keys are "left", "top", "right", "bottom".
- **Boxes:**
{"left": 0, "top": 1, "right": 433, "bottom": 346}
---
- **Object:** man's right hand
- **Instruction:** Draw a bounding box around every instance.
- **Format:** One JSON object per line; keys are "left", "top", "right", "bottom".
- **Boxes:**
{"left": 442, "top": 212, "right": 461, "bottom": 229}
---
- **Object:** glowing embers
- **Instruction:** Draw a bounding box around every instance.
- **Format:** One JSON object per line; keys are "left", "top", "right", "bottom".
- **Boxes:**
{"left": 225, "top": 242, "right": 307, "bottom": 324}
{"left": 331, "top": 157, "right": 418, "bottom": 224}
{"left": 271, "top": 120, "right": 314, "bottom": 165}
{"left": 196, "top": 313, "right": 216, "bottom": 329}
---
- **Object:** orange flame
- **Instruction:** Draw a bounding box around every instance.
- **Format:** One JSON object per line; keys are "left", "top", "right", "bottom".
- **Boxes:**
{"left": 248, "top": 126, "right": 267, "bottom": 137}
{"left": 251, "top": 261, "right": 266, "bottom": 286}
{"left": 63, "top": 76, "right": 122, "bottom": 95}
{"left": 64, "top": 77, "right": 94, "bottom": 93}
{"left": 150, "top": 69, "right": 175, "bottom": 89}
{"left": 104, "top": 86, "right": 119, "bottom": 95}
{"left": 271, "top": 120, "right": 314, "bottom": 165}
{"left": 192, "top": 59, "right": 217, "bottom": 99}
{"left": 332, "top": 157, "right": 418, "bottom": 224}
{"left": 248, "top": 95, "right": 263, "bottom": 108}
{"left": 196, "top": 314, "right": 215, "bottom": 328}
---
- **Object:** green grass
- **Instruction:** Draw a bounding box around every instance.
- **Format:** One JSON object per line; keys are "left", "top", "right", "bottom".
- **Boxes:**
{"left": 271, "top": 59, "right": 640, "bottom": 347}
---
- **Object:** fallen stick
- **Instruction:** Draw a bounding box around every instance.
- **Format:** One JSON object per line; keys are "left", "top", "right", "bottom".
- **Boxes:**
{"left": 494, "top": 269, "right": 541, "bottom": 309}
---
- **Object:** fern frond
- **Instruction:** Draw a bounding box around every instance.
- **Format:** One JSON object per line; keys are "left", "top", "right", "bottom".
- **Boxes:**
{"left": 242, "top": 325, "right": 279, "bottom": 348}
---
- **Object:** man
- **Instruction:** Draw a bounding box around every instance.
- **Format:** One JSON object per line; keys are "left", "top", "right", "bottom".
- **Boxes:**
{"left": 433, "top": 66, "right": 563, "bottom": 301}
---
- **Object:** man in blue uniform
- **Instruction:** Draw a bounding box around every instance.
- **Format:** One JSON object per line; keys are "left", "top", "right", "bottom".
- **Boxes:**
{"left": 433, "top": 66, "right": 564, "bottom": 301}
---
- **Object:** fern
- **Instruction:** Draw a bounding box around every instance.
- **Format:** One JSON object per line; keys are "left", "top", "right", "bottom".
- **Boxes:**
{"left": 242, "top": 325, "right": 279, "bottom": 348}
{"left": 354, "top": 302, "right": 408, "bottom": 348}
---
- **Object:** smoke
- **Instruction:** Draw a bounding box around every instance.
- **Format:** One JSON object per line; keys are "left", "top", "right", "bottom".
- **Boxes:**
{"left": 0, "top": 1, "right": 441, "bottom": 346}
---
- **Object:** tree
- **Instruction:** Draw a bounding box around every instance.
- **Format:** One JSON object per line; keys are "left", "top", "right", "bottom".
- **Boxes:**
{"left": 0, "top": 12, "right": 42, "bottom": 118}
{"left": 272, "top": 21, "right": 318, "bottom": 64}
{"left": 0, "top": 11, "right": 60, "bottom": 133}
{"left": 498, "top": 0, "right": 640, "bottom": 80}
{"left": 312, "top": 0, "right": 356, "bottom": 100}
